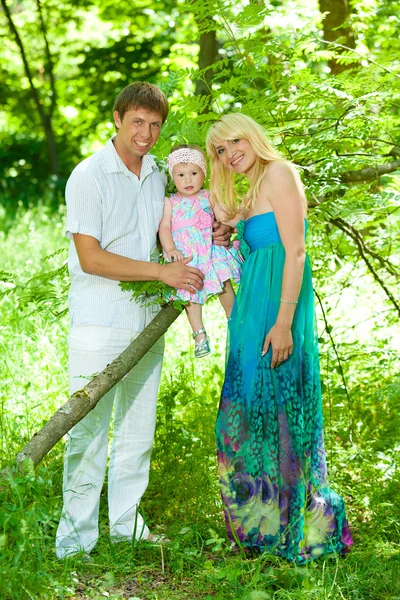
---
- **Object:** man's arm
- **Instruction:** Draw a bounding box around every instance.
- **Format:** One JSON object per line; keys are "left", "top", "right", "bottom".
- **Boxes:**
{"left": 212, "top": 222, "right": 234, "bottom": 247}
{"left": 73, "top": 234, "right": 204, "bottom": 291}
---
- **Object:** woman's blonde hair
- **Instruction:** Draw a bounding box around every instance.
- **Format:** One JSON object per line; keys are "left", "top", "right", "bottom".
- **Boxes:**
{"left": 205, "top": 113, "right": 286, "bottom": 216}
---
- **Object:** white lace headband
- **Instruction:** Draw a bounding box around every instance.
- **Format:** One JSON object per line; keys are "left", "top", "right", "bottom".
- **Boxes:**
{"left": 167, "top": 148, "right": 207, "bottom": 178}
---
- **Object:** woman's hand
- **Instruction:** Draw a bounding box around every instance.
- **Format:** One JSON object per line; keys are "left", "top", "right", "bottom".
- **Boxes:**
{"left": 166, "top": 249, "right": 184, "bottom": 263}
{"left": 262, "top": 324, "right": 293, "bottom": 369}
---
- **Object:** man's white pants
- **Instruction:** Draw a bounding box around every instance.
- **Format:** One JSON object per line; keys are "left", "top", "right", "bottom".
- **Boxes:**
{"left": 56, "top": 326, "right": 164, "bottom": 558}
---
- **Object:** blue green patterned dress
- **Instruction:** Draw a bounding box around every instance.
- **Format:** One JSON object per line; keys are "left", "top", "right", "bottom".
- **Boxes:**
{"left": 216, "top": 213, "right": 353, "bottom": 563}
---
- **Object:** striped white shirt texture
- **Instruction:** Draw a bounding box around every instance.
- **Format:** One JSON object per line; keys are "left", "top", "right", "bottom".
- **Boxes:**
{"left": 66, "top": 137, "right": 165, "bottom": 330}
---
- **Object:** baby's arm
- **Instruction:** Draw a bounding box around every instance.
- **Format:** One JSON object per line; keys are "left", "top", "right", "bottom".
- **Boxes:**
{"left": 159, "top": 197, "right": 184, "bottom": 263}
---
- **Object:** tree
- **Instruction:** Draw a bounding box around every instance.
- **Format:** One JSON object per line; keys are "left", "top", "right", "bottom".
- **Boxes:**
{"left": 1, "top": 0, "right": 60, "bottom": 177}
{"left": 0, "top": 0, "right": 186, "bottom": 206}
{"left": 318, "top": 0, "right": 356, "bottom": 74}
{"left": 14, "top": 305, "right": 181, "bottom": 468}
{"left": 2, "top": 0, "right": 400, "bottom": 470}
{"left": 195, "top": 16, "right": 218, "bottom": 101}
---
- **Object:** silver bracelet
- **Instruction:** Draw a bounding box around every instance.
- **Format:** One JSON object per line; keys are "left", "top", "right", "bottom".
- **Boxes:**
{"left": 280, "top": 298, "right": 298, "bottom": 305}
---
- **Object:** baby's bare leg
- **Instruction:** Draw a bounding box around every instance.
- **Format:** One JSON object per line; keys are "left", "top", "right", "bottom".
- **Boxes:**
{"left": 185, "top": 302, "right": 206, "bottom": 341}
{"left": 219, "top": 280, "right": 235, "bottom": 318}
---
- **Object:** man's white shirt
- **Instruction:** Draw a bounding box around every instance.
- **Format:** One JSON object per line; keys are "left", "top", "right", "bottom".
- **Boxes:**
{"left": 66, "top": 137, "right": 165, "bottom": 330}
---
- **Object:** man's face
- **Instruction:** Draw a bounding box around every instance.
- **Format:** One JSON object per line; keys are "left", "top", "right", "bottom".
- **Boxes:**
{"left": 113, "top": 107, "right": 163, "bottom": 158}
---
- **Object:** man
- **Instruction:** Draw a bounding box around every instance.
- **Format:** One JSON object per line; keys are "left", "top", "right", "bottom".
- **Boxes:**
{"left": 56, "top": 82, "right": 230, "bottom": 558}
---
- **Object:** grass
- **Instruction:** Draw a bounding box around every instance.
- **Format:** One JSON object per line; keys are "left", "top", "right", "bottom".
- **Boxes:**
{"left": 0, "top": 205, "right": 399, "bottom": 599}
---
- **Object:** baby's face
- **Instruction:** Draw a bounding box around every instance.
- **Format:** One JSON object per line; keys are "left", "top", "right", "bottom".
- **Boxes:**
{"left": 172, "top": 162, "right": 205, "bottom": 197}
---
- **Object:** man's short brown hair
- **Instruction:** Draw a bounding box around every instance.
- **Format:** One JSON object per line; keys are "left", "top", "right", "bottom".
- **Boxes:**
{"left": 113, "top": 82, "right": 169, "bottom": 123}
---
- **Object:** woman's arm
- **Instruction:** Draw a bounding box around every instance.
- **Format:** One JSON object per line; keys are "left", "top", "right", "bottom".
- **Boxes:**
{"left": 261, "top": 162, "right": 307, "bottom": 368}
{"left": 211, "top": 194, "right": 243, "bottom": 228}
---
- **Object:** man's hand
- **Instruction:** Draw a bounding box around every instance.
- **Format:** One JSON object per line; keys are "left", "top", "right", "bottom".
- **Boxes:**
{"left": 212, "top": 222, "right": 233, "bottom": 247}
{"left": 159, "top": 256, "right": 204, "bottom": 293}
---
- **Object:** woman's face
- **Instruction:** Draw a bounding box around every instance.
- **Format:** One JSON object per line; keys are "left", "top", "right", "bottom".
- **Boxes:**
{"left": 214, "top": 138, "right": 257, "bottom": 177}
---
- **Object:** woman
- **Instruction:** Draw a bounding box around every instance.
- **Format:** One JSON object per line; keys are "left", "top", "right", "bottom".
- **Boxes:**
{"left": 206, "top": 113, "right": 353, "bottom": 563}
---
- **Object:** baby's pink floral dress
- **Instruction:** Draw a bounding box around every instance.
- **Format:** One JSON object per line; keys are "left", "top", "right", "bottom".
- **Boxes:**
{"left": 166, "top": 189, "right": 242, "bottom": 304}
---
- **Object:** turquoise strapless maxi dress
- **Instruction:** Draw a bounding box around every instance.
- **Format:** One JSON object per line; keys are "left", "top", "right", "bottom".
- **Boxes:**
{"left": 216, "top": 213, "right": 353, "bottom": 563}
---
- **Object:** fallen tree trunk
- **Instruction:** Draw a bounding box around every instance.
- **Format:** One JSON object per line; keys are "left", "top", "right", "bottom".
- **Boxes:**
{"left": 16, "top": 304, "right": 181, "bottom": 468}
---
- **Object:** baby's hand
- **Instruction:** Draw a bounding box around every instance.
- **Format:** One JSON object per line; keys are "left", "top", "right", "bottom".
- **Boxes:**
{"left": 166, "top": 249, "right": 184, "bottom": 263}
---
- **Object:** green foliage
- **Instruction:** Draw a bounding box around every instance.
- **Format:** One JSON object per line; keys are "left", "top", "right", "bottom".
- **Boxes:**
{"left": 1, "top": 1, "right": 400, "bottom": 598}
{"left": 0, "top": 205, "right": 69, "bottom": 319}
{"left": 0, "top": 0, "right": 193, "bottom": 206}
{"left": 0, "top": 463, "right": 63, "bottom": 599}
{"left": 0, "top": 208, "right": 399, "bottom": 599}
{"left": 120, "top": 249, "right": 189, "bottom": 311}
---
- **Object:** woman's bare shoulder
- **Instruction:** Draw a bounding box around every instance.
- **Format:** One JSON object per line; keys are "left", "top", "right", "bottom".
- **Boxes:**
{"left": 266, "top": 160, "right": 297, "bottom": 180}
{"left": 262, "top": 161, "right": 303, "bottom": 191}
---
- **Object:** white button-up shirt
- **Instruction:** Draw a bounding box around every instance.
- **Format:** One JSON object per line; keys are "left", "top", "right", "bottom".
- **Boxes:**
{"left": 65, "top": 137, "right": 165, "bottom": 330}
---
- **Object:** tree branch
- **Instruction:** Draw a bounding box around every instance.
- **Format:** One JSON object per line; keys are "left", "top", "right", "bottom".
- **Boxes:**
{"left": 14, "top": 305, "right": 181, "bottom": 468}
{"left": 318, "top": 36, "right": 400, "bottom": 80}
{"left": 340, "top": 159, "right": 400, "bottom": 183}
{"left": 35, "top": 0, "right": 57, "bottom": 117}
{"left": 329, "top": 217, "right": 400, "bottom": 317}
{"left": 1, "top": 0, "right": 44, "bottom": 120}
{"left": 1, "top": 0, "right": 59, "bottom": 176}
{"left": 344, "top": 222, "right": 399, "bottom": 278}
{"left": 314, "top": 288, "right": 354, "bottom": 439}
